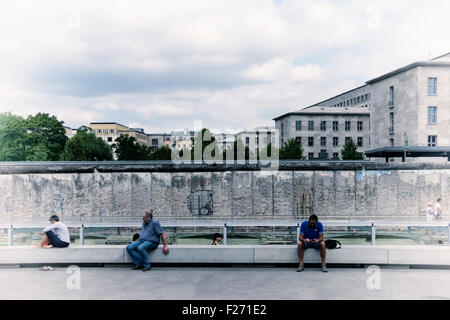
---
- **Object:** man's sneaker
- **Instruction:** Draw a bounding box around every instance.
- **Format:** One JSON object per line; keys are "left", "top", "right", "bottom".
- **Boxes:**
{"left": 321, "top": 264, "right": 328, "bottom": 273}
{"left": 296, "top": 264, "right": 304, "bottom": 272}
{"left": 132, "top": 265, "right": 144, "bottom": 270}
{"left": 142, "top": 267, "right": 152, "bottom": 272}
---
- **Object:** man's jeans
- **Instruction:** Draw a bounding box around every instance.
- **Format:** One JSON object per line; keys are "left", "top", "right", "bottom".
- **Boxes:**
{"left": 126, "top": 240, "right": 159, "bottom": 268}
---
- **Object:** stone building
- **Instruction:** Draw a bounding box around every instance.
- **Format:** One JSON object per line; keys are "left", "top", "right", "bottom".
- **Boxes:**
{"left": 274, "top": 107, "right": 370, "bottom": 159}
{"left": 274, "top": 53, "right": 450, "bottom": 162}
{"left": 89, "top": 122, "right": 150, "bottom": 147}
{"left": 234, "top": 126, "right": 277, "bottom": 156}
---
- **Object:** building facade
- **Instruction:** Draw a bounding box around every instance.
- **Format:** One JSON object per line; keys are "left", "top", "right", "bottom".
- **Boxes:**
{"left": 235, "top": 126, "right": 277, "bottom": 156}
{"left": 274, "top": 53, "right": 450, "bottom": 162}
{"left": 89, "top": 122, "right": 150, "bottom": 147}
{"left": 274, "top": 107, "right": 369, "bottom": 159}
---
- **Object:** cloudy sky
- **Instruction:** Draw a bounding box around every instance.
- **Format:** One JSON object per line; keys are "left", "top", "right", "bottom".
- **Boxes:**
{"left": 0, "top": 0, "right": 449, "bottom": 134}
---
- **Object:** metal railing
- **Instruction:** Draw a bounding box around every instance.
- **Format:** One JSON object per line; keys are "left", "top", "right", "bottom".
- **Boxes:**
{"left": 1, "top": 220, "right": 449, "bottom": 246}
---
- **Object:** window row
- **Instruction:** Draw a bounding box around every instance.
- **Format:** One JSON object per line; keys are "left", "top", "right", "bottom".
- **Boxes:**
{"left": 97, "top": 129, "right": 115, "bottom": 134}
{"left": 333, "top": 93, "right": 370, "bottom": 108}
{"left": 295, "top": 120, "right": 364, "bottom": 132}
{"left": 295, "top": 136, "right": 364, "bottom": 147}
{"left": 308, "top": 152, "right": 341, "bottom": 159}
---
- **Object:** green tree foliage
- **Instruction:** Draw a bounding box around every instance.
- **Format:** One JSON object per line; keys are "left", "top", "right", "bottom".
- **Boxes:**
{"left": 26, "top": 113, "right": 68, "bottom": 161}
{"left": 62, "top": 126, "right": 113, "bottom": 161}
{"left": 0, "top": 112, "right": 27, "bottom": 161}
{"left": 279, "top": 138, "right": 305, "bottom": 160}
{"left": 113, "top": 135, "right": 147, "bottom": 160}
{"left": 341, "top": 138, "right": 364, "bottom": 160}
{"left": 257, "top": 142, "right": 279, "bottom": 160}
{"left": 149, "top": 146, "right": 172, "bottom": 160}
{"left": 222, "top": 139, "right": 255, "bottom": 161}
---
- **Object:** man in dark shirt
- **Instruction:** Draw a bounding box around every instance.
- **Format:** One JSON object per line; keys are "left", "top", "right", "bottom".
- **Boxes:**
{"left": 126, "top": 210, "right": 169, "bottom": 271}
{"left": 297, "top": 214, "right": 327, "bottom": 272}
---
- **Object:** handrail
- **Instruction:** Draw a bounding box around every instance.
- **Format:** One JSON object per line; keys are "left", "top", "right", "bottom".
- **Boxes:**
{"left": 2, "top": 220, "right": 449, "bottom": 247}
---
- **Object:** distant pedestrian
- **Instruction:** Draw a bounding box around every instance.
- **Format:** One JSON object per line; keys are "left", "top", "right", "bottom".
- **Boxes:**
{"left": 34, "top": 215, "right": 70, "bottom": 248}
{"left": 434, "top": 198, "right": 442, "bottom": 220}
{"left": 211, "top": 233, "right": 222, "bottom": 245}
{"left": 126, "top": 210, "right": 169, "bottom": 271}
{"left": 426, "top": 202, "right": 434, "bottom": 222}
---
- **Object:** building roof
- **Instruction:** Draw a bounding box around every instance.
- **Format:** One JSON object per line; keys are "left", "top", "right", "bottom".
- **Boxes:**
{"left": 273, "top": 106, "right": 370, "bottom": 121}
{"left": 365, "top": 146, "right": 450, "bottom": 160}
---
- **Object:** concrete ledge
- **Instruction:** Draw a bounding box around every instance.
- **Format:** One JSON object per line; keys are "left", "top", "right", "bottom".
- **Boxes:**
{"left": 1, "top": 245, "right": 450, "bottom": 266}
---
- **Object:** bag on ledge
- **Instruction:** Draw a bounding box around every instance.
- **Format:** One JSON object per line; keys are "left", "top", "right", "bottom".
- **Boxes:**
{"left": 324, "top": 239, "right": 341, "bottom": 249}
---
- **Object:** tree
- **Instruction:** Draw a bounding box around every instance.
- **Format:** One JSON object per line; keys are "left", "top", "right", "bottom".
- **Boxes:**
{"left": 223, "top": 139, "right": 255, "bottom": 161}
{"left": 341, "top": 138, "right": 364, "bottom": 160}
{"left": 62, "top": 126, "right": 113, "bottom": 161}
{"left": 0, "top": 112, "right": 27, "bottom": 161}
{"left": 279, "top": 138, "right": 305, "bottom": 160}
{"left": 257, "top": 142, "right": 279, "bottom": 161}
{"left": 26, "top": 113, "right": 68, "bottom": 161}
{"left": 113, "top": 134, "right": 150, "bottom": 160}
{"left": 149, "top": 146, "right": 172, "bottom": 160}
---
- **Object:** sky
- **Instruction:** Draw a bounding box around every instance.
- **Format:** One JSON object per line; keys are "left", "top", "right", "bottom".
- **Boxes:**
{"left": 0, "top": 0, "right": 449, "bottom": 134}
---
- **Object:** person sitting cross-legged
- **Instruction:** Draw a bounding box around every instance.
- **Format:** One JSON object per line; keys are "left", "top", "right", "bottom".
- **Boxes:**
{"left": 297, "top": 214, "right": 327, "bottom": 273}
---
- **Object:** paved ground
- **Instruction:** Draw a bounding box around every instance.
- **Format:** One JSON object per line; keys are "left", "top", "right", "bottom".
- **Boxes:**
{"left": 1, "top": 266, "right": 450, "bottom": 300}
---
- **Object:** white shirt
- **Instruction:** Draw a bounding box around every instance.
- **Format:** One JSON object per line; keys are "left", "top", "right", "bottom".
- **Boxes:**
{"left": 434, "top": 203, "right": 441, "bottom": 216}
{"left": 42, "top": 221, "right": 70, "bottom": 243}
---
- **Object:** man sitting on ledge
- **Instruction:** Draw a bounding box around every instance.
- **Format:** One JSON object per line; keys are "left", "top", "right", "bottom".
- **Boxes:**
{"left": 34, "top": 215, "right": 70, "bottom": 248}
{"left": 297, "top": 214, "right": 327, "bottom": 272}
{"left": 126, "top": 210, "right": 169, "bottom": 272}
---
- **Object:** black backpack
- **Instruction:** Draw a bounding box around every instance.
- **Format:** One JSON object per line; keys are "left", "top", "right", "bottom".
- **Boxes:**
{"left": 324, "top": 239, "right": 341, "bottom": 249}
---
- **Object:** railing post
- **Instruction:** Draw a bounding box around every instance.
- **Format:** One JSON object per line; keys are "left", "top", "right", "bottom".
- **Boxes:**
{"left": 80, "top": 225, "right": 84, "bottom": 245}
{"left": 8, "top": 225, "right": 13, "bottom": 246}
{"left": 371, "top": 222, "right": 376, "bottom": 246}
{"left": 448, "top": 223, "right": 450, "bottom": 245}
{"left": 223, "top": 223, "right": 227, "bottom": 245}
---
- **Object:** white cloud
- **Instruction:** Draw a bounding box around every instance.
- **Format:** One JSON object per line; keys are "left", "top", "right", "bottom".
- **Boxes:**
{"left": 0, "top": 0, "right": 449, "bottom": 133}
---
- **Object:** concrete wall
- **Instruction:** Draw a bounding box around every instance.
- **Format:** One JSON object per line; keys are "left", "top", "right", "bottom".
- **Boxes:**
{"left": 0, "top": 162, "right": 449, "bottom": 222}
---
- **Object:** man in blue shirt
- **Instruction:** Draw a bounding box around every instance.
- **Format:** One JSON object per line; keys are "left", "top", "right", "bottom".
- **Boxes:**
{"left": 297, "top": 214, "right": 327, "bottom": 272}
{"left": 126, "top": 210, "right": 169, "bottom": 271}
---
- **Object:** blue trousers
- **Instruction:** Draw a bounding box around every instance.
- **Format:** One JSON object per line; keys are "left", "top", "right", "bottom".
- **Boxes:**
{"left": 126, "top": 240, "right": 159, "bottom": 268}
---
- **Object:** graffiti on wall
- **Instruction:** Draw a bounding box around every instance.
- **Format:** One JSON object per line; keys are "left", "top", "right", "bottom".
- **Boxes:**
{"left": 187, "top": 190, "right": 214, "bottom": 216}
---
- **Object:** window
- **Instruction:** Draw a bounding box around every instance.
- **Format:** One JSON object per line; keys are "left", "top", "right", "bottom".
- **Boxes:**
{"left": 320, "top": 137, "right": 326, "bottom": 147}
{"left": 97, "top": 129, "right": 101, "bottom": 134}
{"left": 333, "top": 137, "right": 339, "bottom": 146}
{"left": 389, "top": 112, "right": 394, "bottom": 133}
{"left": 345, "top": 137, "right": 351, "bottom": 144}
{"left": 308, "top": 137, "right": 314, "bottom": 147}
{"left": 389, "top": 86, "right": 394, "bottom": 106}
{"left": 428, "top": 106, "right": 437, "bottom": 124}
{"left": 152, "top": 139, "right": 159, "bottom": 145}
{"left": 103, "top": 129, "right": 108, "bottom": 133}
{"left": 308, "top": 152, "right": 314, "bottom": 159}
{"left": 428, "top": 135, "right": 437, "bottom": 147}
{"left": 320, "top": 121, "right": 326, "bottom": 131}
{"left": 428, "top": 77, "right": 437, "bottom": 95}
{"left": 333, "top": 152, "right": 339, "bottom": 159}
{"left": 281, "top": 123, "right": 284, "bottom": 137}
{"left": 110, "top": 129, "right": 114, "bottom": 133}
{"left": 296, "top": 121, "right": 302, "bottom": 131}
{"left": 345, "top": 121, "right": 351, "bottom": 131}
{"left": 308, "top": 121, "right": 314, "bottom": 131}
{"left": 107, "top": 137, "right": 112, "bottom": 142}
{"left": 295, "top": 137, "right": 302, "bottom": 145}
{"left": 245, "top": 137, "right": 250, "bottom": 145}
{"left": 390, "top": 138, "right": 394, "bottom": 146}
{"left": 357, "top": 137, "right": 363, "bottom": 147}
{"left": 332, "top": 121, "right": 339, "bottom": 131}
{"left": 357, "top": 121, "right": 363, "bottom": 131}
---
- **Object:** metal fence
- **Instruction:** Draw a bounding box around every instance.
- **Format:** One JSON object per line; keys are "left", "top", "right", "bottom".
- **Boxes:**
{"left": 1, "top": 220, "right": 449, "bottom": 246}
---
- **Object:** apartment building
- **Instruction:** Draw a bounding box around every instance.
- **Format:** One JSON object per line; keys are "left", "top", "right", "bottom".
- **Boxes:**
{"left": 89, "top": 122, "right": 150, "bottom": 147}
